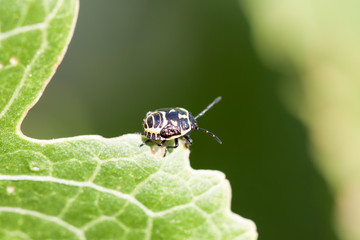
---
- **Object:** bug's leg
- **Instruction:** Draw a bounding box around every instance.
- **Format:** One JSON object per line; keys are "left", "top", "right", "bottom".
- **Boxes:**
{"left": 158, "top": 140, "right": 166, "bottom": 147}
{"left": 163, "top": 138, "right": 179, "bottom": 157}
{"left": 139, "top": 139, "right": 151, "bottom": 147}
{"left": 183, "top": 135, "right": 193, "bottom": 148}
{"left": 166, "top": 138, "right": 179, "bottom": 149}
{"left": 140, "top": 139, "right": 166, "bottom": 147}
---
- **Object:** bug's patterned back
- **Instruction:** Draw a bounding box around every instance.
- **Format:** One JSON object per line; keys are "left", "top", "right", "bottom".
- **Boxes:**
{"left": 142, "top": 108, "right": 195, "bottom": 140}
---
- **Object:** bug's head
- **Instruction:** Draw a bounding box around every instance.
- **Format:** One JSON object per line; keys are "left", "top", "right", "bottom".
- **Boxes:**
{"left": 188, "top": 112, "right": 197, "bottom": 130}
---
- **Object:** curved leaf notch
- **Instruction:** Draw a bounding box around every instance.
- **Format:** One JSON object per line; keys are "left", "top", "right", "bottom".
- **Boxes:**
{"left": 0, "top": 0, "right": 257, "bottom": 239}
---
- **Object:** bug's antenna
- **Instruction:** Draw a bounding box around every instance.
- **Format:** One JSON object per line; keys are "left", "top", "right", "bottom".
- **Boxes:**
{"left": 195, "top": 96, "right": 222, "bottom": 120}
{"left": 196, "top": 127, "right": 222, "bottom": 144}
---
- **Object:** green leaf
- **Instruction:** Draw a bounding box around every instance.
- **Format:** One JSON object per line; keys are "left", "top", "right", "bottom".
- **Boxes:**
{"left": 0, "top": 0, "right": 257, "bottom": 239}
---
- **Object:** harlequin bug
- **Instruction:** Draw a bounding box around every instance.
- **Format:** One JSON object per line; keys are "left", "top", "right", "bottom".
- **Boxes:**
{"left": 140, "top": 96, "right": 222, "bottom": 156}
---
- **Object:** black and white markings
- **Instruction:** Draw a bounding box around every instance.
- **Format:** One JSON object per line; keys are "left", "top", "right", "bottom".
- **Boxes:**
{"left": 140, "top": 97, "right": 222, "bottom": 157}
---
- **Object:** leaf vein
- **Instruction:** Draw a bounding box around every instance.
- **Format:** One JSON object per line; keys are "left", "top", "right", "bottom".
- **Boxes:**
{"left": 0, "top": 175, "right": 154, "bottom": 217}
{"left": 0, "top": 23, "right": 46, "bottom": 42}
{"left": 0, "top": 0, "right": 64, "bottom": 121}
{"left": 0, "top": 206, "right": 85, "bottom": 240}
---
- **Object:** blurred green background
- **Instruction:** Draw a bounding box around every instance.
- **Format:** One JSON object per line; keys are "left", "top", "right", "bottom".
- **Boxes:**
{"left": 21, "top": 1, "right": 339, "bottom": 239}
